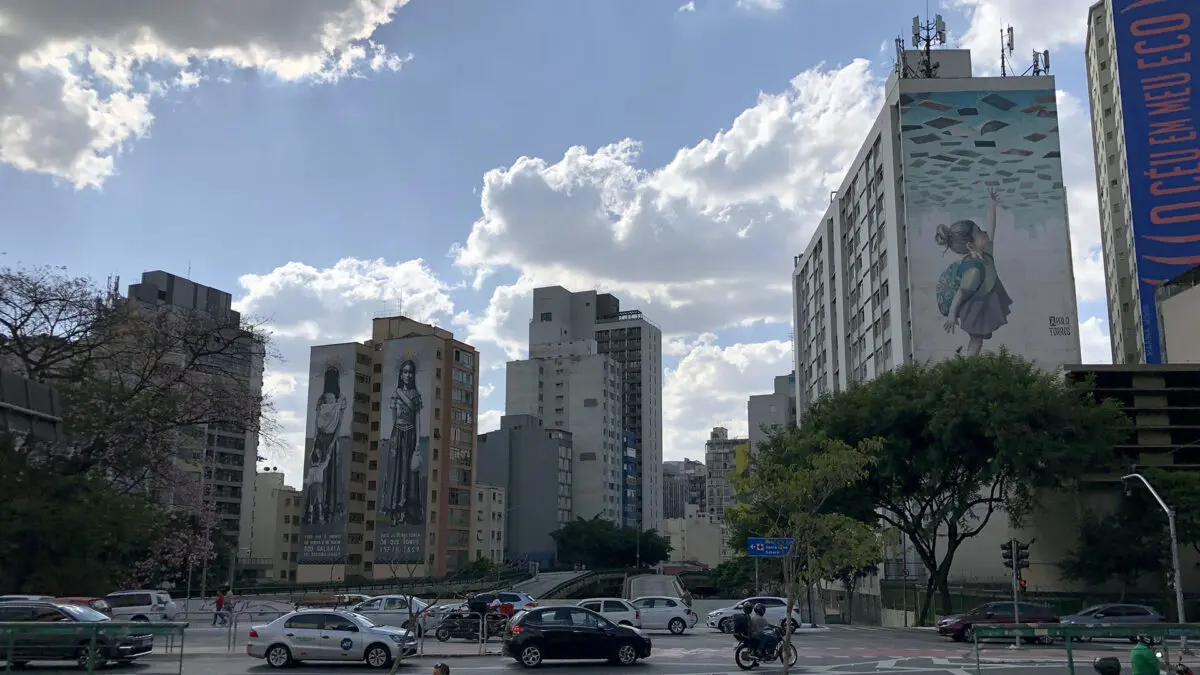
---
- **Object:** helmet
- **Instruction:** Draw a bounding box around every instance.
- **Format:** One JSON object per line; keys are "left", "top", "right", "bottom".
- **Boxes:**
{"left": 742, "top": 604, "right": 753, "bottom": 614}
{"left": 753, "top": 603, "right": 766, "bottom": 616}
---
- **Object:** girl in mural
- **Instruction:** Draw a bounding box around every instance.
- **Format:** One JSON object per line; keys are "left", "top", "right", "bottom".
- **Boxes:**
{"left": 935, "top": 187, "right": 1013, "bottom": 356}
{"left": 382, "top": 359, "right": 423, "bottom": 527}
{"left": 304, "top": 366, "right": 347, "bottom": 524}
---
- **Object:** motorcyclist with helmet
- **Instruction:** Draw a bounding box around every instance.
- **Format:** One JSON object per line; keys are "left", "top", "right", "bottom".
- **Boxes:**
{"left": 750, "top": 603, "right": 778, "bottom": 658}
{"left": 732, "top": 603, "right": 753, "bottom": 645}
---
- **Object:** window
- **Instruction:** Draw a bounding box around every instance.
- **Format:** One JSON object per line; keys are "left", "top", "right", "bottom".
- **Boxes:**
{"left": 452, "top": 408, "right": 473, "bottom": 425}
{"left": 453, "top": 349, "right": 475, "bottom": 368}
{"left": 540, "top": 312, "right": 553, "bottom": 321}
{"left": 450, "top": 468, "right": 470, "bottom": 485}
{"left": 452, "top": 389, "right": 472, "bottom": 404}
{"left": 453, "top": 369, "right": 474, "bottom": 387}
{"left": 447, "top": 529, "right": 470, "bottom": 547}
{"left": 324, "top": 614, "right": 358, "bottom": 631}
{"left": 285, "top": 614, "right": 323, "bottom": 630}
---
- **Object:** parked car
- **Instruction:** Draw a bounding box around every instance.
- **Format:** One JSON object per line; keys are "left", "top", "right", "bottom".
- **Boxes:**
{"left": 503, "top": 606, "right": 652, "bottom": 668}
{"left": 56, "top": 597, "right": 113, "bottom": 616}
{"left": 351, "top": 595, "right": 429, "bottom": 635}
{"left": 1060, "top": 604, "right": 1164, "bottom": 643}
{"left": 245, "top": 609, "right": 417, "bottom": 669}
{"left": 577, "top": 598, "right": 641, "bottom": 627}
{"left": 0, "top": 600, "right": 153, "bottom": 669}
{"left": 937, "top": 602, "right": 1059, "bottom": 642}
{"left": 104, "top": 590, "right": 179, "bottom": 622}
{"left": 631, "top": 596, "right": 697, "bottom": 634}
{"left": 706, "top": 596, "right": 803, "bottom": 632}
{"left": 0, "top": 595, "right": 55, "bottom": 603}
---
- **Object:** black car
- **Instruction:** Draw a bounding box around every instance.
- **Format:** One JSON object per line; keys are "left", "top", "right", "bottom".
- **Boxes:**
{"left": 503, "top": 606, "right": 652, "bottom": 668}
{"left": 0, "top": 601, "right": 154, "bottom": 668}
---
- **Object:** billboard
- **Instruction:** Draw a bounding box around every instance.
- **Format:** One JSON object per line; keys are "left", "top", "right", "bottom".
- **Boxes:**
{"left": 1112, "top": 0, "right": 1199, "bottom": 364}
{"left": 298, "top": 344, "right": 355, "bottom": 564}
{"left": 374, "top": 336, "right": 435, "bottom": 565}
{"left": 899, "top": 88, "right": 1082, "bottom": 367}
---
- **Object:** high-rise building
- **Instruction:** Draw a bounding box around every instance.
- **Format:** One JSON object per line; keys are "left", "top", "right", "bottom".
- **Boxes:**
{"left": 662, "top": 458, "right": 706, "bottom": 520}
{"left": 247, "top": 471, "right": 301, "bottom": 582}
{"left": 528, "top": 287, "right": 664, "bottom": 531}
{"left": 470, "top": 484, "right": 507, "bottom": 564}
{"left": 792, "top": 47, "right": 1080, "bottom": 415}
{"left": 0, "top": 371, "right": 63, "bottom": 445}
{"left": 703, "top": 427, "right": 748, "bottom": 562}
{"left": 1085, "top": 0, "right": 1198, "bottom": 365}
{"left": 1156, "top": 264, "right": 1200, "bottom": 363}
{"left": 747, "top": 373, "right": 796, "bottom": 453}
{"left": 506, "top": 340, "right": 623, "bottom": 523}
{"left": 126, "top": 271, "right": 265, "bottom": 552}
{"left": 477, "top": 414, "right": 574, "bottom": 568}
{"left": 296, "top": 316, "right": 479, "bottom": 581}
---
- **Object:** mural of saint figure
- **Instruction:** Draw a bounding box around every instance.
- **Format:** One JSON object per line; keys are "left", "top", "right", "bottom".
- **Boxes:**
{"left": 303, "top": 365, "right": 347, "bottom": 525}
{"left": 380, "top": 359, "right": 424, "bottom": 527}
{"left": 935, "top": 187, "right": 1013, "bottom": 356}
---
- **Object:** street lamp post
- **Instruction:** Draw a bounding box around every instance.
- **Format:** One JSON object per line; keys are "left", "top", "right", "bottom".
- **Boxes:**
{"left": 1122, "top": 473, "right": 1188, "bottom": 650}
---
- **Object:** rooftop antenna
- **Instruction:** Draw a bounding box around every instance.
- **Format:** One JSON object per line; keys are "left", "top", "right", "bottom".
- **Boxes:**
{"left": 1032, "top": 49, "right": 1052, "bottom": 75}
{"left": 1000, "top": 25, "right": 1015, "bottom": 76}
{"left": 910, "top": 14, "right": 947, "bottom": 79}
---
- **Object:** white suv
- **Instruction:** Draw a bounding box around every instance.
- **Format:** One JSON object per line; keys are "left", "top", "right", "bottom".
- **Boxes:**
{"left": 706, "top": 596, "right": 802, "bottom": 632}
{"left": 105, "top": 590, "right": 179, "bottom": 622}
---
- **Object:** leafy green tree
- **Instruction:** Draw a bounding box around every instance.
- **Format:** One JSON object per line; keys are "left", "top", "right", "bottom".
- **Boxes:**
{"left": 1059, "top": 495, "right": 1164, "bottom": 600}
{"left": 550, "top": 517, "right": 671, "bottom": 568}
{"left": 727, "top": 434, "right": 881, "bottom": 672}
{"left": 800, "top": 351, "right": 1129, "bottom": 625}
{"left": 1142, "top": 468, "right": 1200, "bottom": 558}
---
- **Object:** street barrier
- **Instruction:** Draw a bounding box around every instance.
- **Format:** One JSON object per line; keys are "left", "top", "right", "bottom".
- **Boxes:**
{"left": 0, "top": 620, "right": 187, "bottom": 675}
{"left": 418, "top": 611, "right": 504, "bottom": 657}
{"left": 971, "top": 623, "right": 1200, "bottom": 675}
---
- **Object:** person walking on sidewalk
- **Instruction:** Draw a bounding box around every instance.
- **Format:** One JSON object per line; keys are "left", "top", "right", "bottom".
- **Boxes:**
{"left": 212, "top": 588, "right": 227, "bottom": 626}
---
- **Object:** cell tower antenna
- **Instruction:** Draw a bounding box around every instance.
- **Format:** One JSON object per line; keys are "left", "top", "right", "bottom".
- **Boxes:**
{"left": 1031, "top": 49, "right": 1052, "bottom": 76}
{"left": 908, "top": 14, "right": 947, "bottom": 79}
{"left": 1000, "top": 25, "right": 1015, "bottom": 76}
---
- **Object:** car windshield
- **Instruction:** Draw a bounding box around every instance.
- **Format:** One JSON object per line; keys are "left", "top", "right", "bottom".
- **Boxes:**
{"left": 1076, "top": 606, "right": 1106, "bottom": 616}
{"left": 61, "top": 605, "right": 111, "bottom": 622}
{"left": 349, "top": 613, "right": 376, "bottom": 627}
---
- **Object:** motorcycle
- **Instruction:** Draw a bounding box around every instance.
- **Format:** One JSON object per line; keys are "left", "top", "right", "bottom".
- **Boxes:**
{"left": 1157, "top": 650, "right": 1195, "bottom": 675}
{"left": 434, "top": 611, "right": 508, "bottom": 642}
{"left": 735, "top": 626, "right": 799, "bottom": 670}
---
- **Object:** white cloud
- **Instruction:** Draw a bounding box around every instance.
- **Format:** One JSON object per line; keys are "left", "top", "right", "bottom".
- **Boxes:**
{"left": 736, "top": 0, "right": 784, "bottom": 10}
{"left": 950, "top": 0, "right": 1095, "bottom": 70}
{"left": 478, "top": 409, "right": 503, "bottom": 435}
{"left": 1079, "top": 316, "right": 1113, "bottom": 365}
{"left": 0, "top": 0, "right": 412, "bottom": 188}
{"left": 664, "top": 336, "right": 792, "bottom": 459}
{"left": 678, "top": 2, "right": 696, "bottom": 13}
{"left": 236, "top": 257, "right": 457, "bottom": 485}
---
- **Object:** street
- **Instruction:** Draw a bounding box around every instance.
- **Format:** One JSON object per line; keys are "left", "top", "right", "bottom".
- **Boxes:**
{"left": 5, "top": 624, "right": 1156, "bottom": 675}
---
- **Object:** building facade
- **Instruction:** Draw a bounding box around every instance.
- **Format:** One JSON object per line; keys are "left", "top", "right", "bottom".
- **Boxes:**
{"left": 296, "top": 316, "right": 479, "bottom": 581}
{"left": 246, "top": 471, "right": 302, "bottom": 582}
{"left": 0, "top": 370, "right": 63, "bottom": 445}
{"left": 126, "top": 271, "right": 264, "bottom": 550}
{"left": 1156, "top": 265, "right": 1200, "bottom": 364}
{"left": 663, "top": 516, "right": 724, "bottom": 569}
{"left": 506, "top": 340, "right": 622, "bottom": 522}
{"left": 747, "top": 373, "right": 796, "bottom": 453}
{"left": 477, "top": 414, "right": 573, "bottom": 568}
{"left": 471, "top": 484, "right": 507, "bottom": 564}
{"left": 1085, "top": 0, "right": 1198, "bottom": 365}
{"left": 662, "top": 458, "right": 706, "bottom": 520}
{"left": 792, "top": 49, "right": 1081, "bottom": 415}
{"left": 529, "top": 287, "right": 664, "bottom": 531}
{"left": 703, "top": 427, "right": 748, "bottom": 562}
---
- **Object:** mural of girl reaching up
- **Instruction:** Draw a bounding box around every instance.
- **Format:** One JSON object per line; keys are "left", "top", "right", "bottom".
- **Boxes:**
{"left": 935, "top": 187, "right": 1013, "bottom": 356}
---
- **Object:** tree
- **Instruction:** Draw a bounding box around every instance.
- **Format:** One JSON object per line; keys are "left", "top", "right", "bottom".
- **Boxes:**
{"left": 727, "top": 434, "right": 881, "bottom": 674}
{"left": 1059, "top": 497, "right": 1163, "bottom": 599}
{"left": 1142, "top": 468, "right": 1200, "bottom": 558}
{"left": 799, "top": 351, "right": 1129, "bottom": 625}
{"left": 0, "top": 266, "right": 276, "bottom": 590}
{"left": 550, "top": 517, "right": 671, "bottom": 568}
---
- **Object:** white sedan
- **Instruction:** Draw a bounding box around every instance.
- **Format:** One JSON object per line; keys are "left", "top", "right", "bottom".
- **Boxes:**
{"left": 351, "top": 595, "right": 430, "bottom": 635}
{"left": 246, "top": 609, "right": 417, "bottom": 669}
{"left": 632, "top": 596, "right": 698, "bottom": 634}
{"left": 706, "top": 596, "right": 802, "bottom": 632}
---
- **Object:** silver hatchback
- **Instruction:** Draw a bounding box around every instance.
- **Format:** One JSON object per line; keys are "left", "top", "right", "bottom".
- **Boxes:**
{"left": 246, "top": 609, "right": 417, "bottom": 669}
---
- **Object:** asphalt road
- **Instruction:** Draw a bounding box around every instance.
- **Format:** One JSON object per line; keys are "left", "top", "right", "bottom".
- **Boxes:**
{"left": 5, "top": 624, "right": 1166, "bottom": 675}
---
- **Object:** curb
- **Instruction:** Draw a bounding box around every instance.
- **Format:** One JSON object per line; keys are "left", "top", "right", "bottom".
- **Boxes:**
{"left": 141, "top": 651, "right": 508, "bottom": 661}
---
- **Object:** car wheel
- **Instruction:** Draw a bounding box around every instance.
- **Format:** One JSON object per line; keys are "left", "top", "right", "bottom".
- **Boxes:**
{"left": 668, "top": 617, "right": 686, "bottom": 635}
{"left": 265, "top": 644, "right": 293, "bottom": 668}
{"left": 615, "top": 643, "right": 639, "bottom": 666}
{"left": 719, "top": 618, "right": 733, "bottom": 633}
{"left": 734, "top": 645, "right": 758, "bottom": 670}
{"left": 963, "top": 626, "right": 974, "bottom": 642}
{"left": 75, "top": 643, "right": 107, "bottom": 670}
{"left": 519, "top": 644, "right": 543, "bottom": 668}
{"left": 364, "top": 643, "right": 392, "bottom": 669}
{"left": 131, "top": 615, "right": 149, "bottom": 622}
{"left": 436, "top": 626, "right": 452, "bottom": 642}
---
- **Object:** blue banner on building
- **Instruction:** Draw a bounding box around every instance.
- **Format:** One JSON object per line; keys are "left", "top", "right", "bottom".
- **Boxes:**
{"left": 1112, "top": 0, "right": 1200, "bottom": 363}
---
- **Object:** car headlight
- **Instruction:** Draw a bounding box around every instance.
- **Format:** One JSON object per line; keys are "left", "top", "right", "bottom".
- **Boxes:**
{"left": 390, "top": 635, "right": 405, "bottom": 644}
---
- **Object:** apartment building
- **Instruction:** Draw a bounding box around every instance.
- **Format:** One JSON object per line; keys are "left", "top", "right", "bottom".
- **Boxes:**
{"left": 471, "top": 484, "right": 507, "bottom": 564}
{"left": 747, "top": 373, "right": 796, "bottom": 453}
{"left": 246, "top": 471, "right": 302, "bottom": 583}
{"left": 477, "top": 414, "right": 574, "bottom": 568}
{"left": 296, "top": 316, "right": 479, "bottom": 581}
{"left": 506, "top": 340, "right": 623, "bottom": 523}
{"left": 0, "top": 370, "right": 63, "bottom": 445}
{"left": 703, "top": 427, "right": 748, "bottom": 562}
{"left": 1156, "top": 264, "right": 1200, "bottom": 363}
{"left": 662, "top": 458, "right": 706, "bottom": 520}
{"left": 528, "top": 287, "right": 664, "bottom": 531}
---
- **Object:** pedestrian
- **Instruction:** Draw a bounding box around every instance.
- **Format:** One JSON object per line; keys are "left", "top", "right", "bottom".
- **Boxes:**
{"left": 432, "top": 662, "right": 449, "bottom": 675}
{"left": 212, "top": 588, "right": 226, "bottom": 626}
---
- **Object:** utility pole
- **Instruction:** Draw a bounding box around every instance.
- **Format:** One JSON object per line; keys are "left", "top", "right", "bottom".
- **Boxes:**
{"left": 1123, "top": 473, "right": 1188, "bottom": 652}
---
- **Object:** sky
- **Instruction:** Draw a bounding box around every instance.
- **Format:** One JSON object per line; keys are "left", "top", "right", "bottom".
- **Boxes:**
{"left": 0, "top": 0, "right": 1111, "bottom": 488}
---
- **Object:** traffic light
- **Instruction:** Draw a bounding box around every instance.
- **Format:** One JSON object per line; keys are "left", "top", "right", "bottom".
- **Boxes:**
{"left": 1001, "top": 540, "right": 1014, "bottom": 568}
{"left": 1019, "top": 578, "right": 1027, "bottom": 593}
{"left": 1015, "top": 541, "right": 1030, "bottom": 570}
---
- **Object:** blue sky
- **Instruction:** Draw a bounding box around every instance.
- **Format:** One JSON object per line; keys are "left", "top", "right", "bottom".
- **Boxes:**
{"left": 0, "top": 0, "right": 1107, "bottom": 486}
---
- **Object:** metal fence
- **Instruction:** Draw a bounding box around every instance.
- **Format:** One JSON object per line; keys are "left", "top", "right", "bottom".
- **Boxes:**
{"left": 0, "top": 621, "right": 187, "bottom": 675}
{"left": 971, "top": 623, "right": 1200, "bottom": 675}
